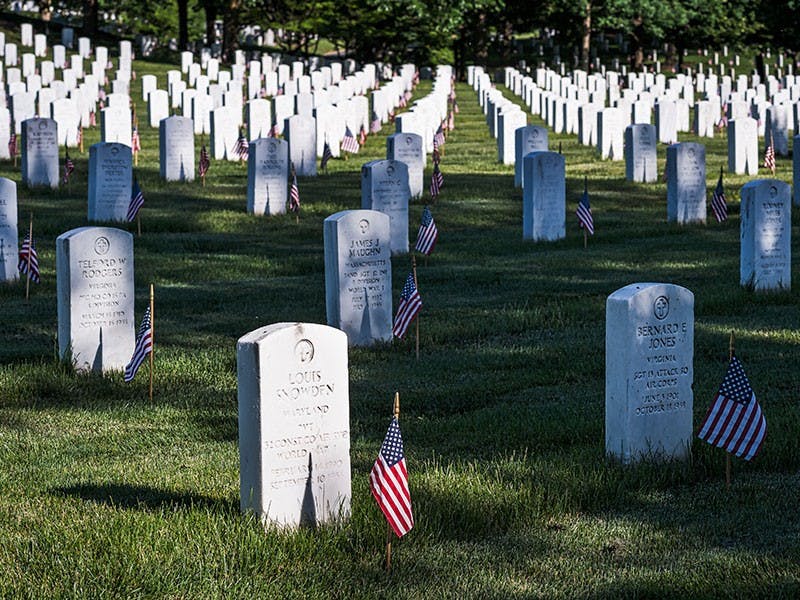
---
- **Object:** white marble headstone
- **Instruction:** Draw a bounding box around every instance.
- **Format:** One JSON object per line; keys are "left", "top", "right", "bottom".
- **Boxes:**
{"left": 0, "top": 178, "right": 18, "bottom": 283}
{"left": 740, "top": 179, "right": 791, "bottom": 291}
{"left": 324, "top": 209, "right": 393, "bottom": 346}
{"left": 21, "top": 117, "right": 59, "bottom": 188}
{"left": 88, "top": 143, "right": 133, "bottom": 222}
{"left": 522, "top": 151, "right": 565, "bottom": 241}
{"left": 360, "top": 160, "right": 411, "bottom": 255}
{"left": 606, "top": 282, "right": 694, "bottom": 464}
{"left": 247, "top": 137, "right": 288, "bottom": 215}
{"left": 56, "top": 227, "right": 135, "bottom": 373}
{"left": 159, "top": 115, "right": 195, "bottom": 182}
{"left": 666, "top": 142, "right": 706, "bottom": 224}
{"left": 237, "top": 322, "right": 351, "bottom": 528}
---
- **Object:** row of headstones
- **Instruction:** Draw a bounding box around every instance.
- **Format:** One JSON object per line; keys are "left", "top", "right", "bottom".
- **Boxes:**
{"left": 496, "top": 64, "right": 799, "bottom": 159}
{"left": 495, "top": 65, "right": 791, "bottom": 175}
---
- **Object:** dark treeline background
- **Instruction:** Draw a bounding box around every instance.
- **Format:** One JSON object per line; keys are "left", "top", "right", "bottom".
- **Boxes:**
{"left": 12, "top": 0, "right": 800, "bottom": 71}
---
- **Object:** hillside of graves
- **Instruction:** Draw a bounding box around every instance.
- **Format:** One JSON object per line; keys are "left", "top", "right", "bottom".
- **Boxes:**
{"left": 1, "top": 43, "right": 800, "bottom": 596}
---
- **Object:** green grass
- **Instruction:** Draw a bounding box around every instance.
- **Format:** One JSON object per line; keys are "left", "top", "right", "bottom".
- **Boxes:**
{"left": 0, "top": 61, "right": 799, "bottom": 598}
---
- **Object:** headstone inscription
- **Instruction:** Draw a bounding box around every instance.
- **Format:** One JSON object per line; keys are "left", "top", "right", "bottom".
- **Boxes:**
{"left": 237, "top": 322, "right": 351, "bottom": 528}
{"left": 0, "top": 178, "right": 18, "bottom": 283}
{"left": 88, "top": 143, "right": 133, "bottom": 222}
{"left": 624, "top": 123, "right": 657, "bottom": 183}
{"left": 522, "top": 151, "right": 566, "bottom": 241}
{"left": 666, "top": 142, "right": 706, "bottom": 224}
{"left": 514, "top": 125, "right": 548, "bottom": 188}
{"left": 285, "top": 114, "right": 317, "bottom": 177}
{"left": 247, "top": 138, "right": 288, "bottom": 215}
{"left": 740, "top": 179, "right": 791, "bottom": 291}
{"left": 727, "top": 117, "right": 759, "bottom": 175}
{"left": 606, "top": 282, "right": 694, "bottom": 464}
{"left": 21, "top": 117, "right": 59, "bottom": 188}
{"left": 159, "top": 115, "right": 195, "bottom": 182}
{"left": 56, "top": 227, "right": 135, "bottom": 373}
{"left": 361, "top": 160, "right": 411, "bottom": 255}
{"left": 324, "top": 209, "right": 393, "bottom": 346}
{"left": 386, "top": 133, "right": 424, "bottom": 199}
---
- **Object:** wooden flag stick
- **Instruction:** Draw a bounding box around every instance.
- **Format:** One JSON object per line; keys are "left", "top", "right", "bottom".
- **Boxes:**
{"left": 24, "top": 213, "right": 33, "bottom": 302}
{"left": 411, "top": 256, "right": 419, "bottom": 361}
{"left": 385, "top": 391, "right": 400, "bottom": 572}
{"left": 726, "top": 331, "right": 735, "bottom": 489}
{"left": 149, "top": 283, "right": 155, "bottom": 402}
{"left": 79, "top": 127, "right": 84, "bottom": 153}
{"left": 583, "top": 229, "right": 587, "bottom": 249}
{"left": 137, "top": 214, "right": 142, "bottom": 237}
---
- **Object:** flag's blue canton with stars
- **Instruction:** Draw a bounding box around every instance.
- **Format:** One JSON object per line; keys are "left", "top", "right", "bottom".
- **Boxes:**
{"left": 697, "top": 355, "right": 766, "bottom": 461}
{"left": 124, "top": 306, "right": 153, "bottom": 382}
{"left": 576, "top": 187, "right": 594, "bottom": 235}
{"left": 370, "top": 417, "right": 413, "bottom": 537}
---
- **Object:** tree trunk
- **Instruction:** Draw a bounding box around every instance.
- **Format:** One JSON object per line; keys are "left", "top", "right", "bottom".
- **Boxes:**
{"left": 82, "top": 0, "right": 98, "bottom": 35}
{"left": 177, "top": 0, "right": 189, "bottom": 51}
{"left": 581, "top": 1, "right": 591, "bottom": 71}
{"left": 222, "top": 0, "right": 242, "bottom": 62}
{"left": 204, "top": 0, "right": 217, "bottom": 46}
{"left": 630, "top": 15, "right": 644, "bottom": 70}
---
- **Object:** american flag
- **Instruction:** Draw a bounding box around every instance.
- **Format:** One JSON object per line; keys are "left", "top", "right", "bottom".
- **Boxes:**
{"left": 89, "top": 111, "right": 96, "bottom": 127}
{"left": 289, "top": 164, "right": 300, "bottom": 213}
{"left": 76, "top": 125, "right": 83, "bottom": 148}
{"left": 389, "top": 110, "right": 396, "bottom": 123}
{"left": 127, "top": 176, "right": 144, "bottom": 221}
{"left": 123, "top": 306, "right": 153, "bottom": 382}
{"left": 764, "top": 132, "right": 775, "bottom": 173}
{"left": 710, "top": 167, "right": 727, "bottom": 223}
{"left": 576, "top": 181, "right": 594, "bottom": 235}
{"left": 18, "top": 235, "right": 40, "bottom": 283}
{"left": 433, "top": 124, "right": 445, "bottom": 148}
{"left": 341, "top": 126, "right": 360, "bottom": 154}
{"left": 415, "top": 205, "right": 438, "bottom": 255}
{"left": 370, "top": 417, "right": 413, "bottom": 538}
{"left": 131, "top": 125, "right": 141, "bottom": 153}
{"left": 370, "top": 111, "right": 381, "bottom": 133}
{"left": 453, "top": 100, "right": 459, "bottom": 114}
{"left": 199, "top": 145, "right": 210, "bottom": 178}
{"left": 8, "top": 132, "right": 16, "bottom": 158}
{"left": 62, "top": 150, "right": 75, "bottom": 184}
{"left": 359, "top": 125, "right": 367, "bottom": 146}
{"left": 321, "top": 141, "right": 333, "bottom": 170}
{"left": 269, "top": 124, "right": 279, "bottom": 138}
{"left": 236, "top": 129, "right": 249, "bottom": 160}
{"left": 392, "top": 272, "right": 422, "bottom": 339}
{"left": 447, "top": 111, "right": 455, "bottom": 131}
{"left": 430, "top": 162, "right": 443, "bottom": 198}
{"left": 697, "top": 355, "right": 766, "bottom": 461}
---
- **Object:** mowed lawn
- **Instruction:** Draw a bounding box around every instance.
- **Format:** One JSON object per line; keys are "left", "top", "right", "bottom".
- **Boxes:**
{"left": 0, "top": 58, "right": 799, "bottom": 598}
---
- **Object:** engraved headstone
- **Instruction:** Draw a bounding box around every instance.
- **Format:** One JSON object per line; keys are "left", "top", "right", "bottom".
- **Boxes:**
{"left": 324, "top": 209, "right": 393, "bottom": 346}
{"left": 21, "top": 117, "right": 59, "bottom": 188}
{"left": 148, "top": 89, "right": 169, "bottom": 128}
{"left": 624, "top": 124, "right": 658, "bottom": 183}
{"left": 522, "top": 151, "right": 566, "bottom": 241}
{"left": 237, "top": 322, "right": 351, "bottom": 527}
{"left": 386, "top": 133, "right": 424, "bottom": 199}
{"left": 247, "top": 137, "right": 288, "bottom": 215}
{"left": 210, "top": 105, "right": 239, "bottom": 161}
{"left": 159, "top": 115, "right": 195, "bottom": 182}
{"left": 56, "top": 227, "right": 135, "bottom": 372}
{"left": 0, "top": 178, "right": 18, "bottom": 282}
{"left": 88, "top": 143, "right": 133, "bottom": 222}
{"left": 360, "top": 160, "right": 410, "bottom": 255}
{"left": 666, "top": 142, "right": 706, "bottom": 224}
{"left": 740, "top": 179, "right": 791, "bottom": 291}
{"left": 727, "top": 117, "right": 758, "bottom": 175}
{"left": 101, "top": 106, "right": 132, "bottom": 146}
{"left": 597, "top": 107, "right": 624, "bottom": 160}
{"left": 606, "top": 282, "right": 694, "bottom": 464}
{"left": 514, "top": 125, "right": 548, "bottom": 188}
{"left": 285, "top": 114, "right": 317, "bottom": 177}
{"left": 497, "top": 107, "right": 526, "bottom": 165}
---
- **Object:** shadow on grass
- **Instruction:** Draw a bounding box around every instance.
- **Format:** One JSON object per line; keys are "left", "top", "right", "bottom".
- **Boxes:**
{"left": 52, "top": 482, "right": 236, "bottom": 513}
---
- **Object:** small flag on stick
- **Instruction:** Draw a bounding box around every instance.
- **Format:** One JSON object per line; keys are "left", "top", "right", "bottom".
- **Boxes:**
{"left": 321, "top": 141, "right": 333, "bottom": 172}
{"left": 236, "top": 128, "right": 249, "bottom": 162}
{"left": 370, "top": 405, "right": 413, "bottom": 540}
{"left": 576, "top": 176, "right": 594, "bottom": 238}
{"left": 62, "top": 146, "right": 75, "bottom": 184}
{"left": 414, "top": 206, "right": 438, "bottom": 256}
{"left": 131, "top": 125, "right": 141, "bottom": 166}
{"left": 710, "top": 166, "right": 728, "bottom": 223}
{"left": 127, "top": 175, "right": 145, "bottom": 222}
{"left": 697, "top": 350, "right": 766, "bottom": 462}
{"left": 341, "top": 126, "right": 360, "bottom": 154}
{"left": 18, "top": 234, "right": 40, "bottom": 284}
{"left": 429, "top": 162, "right": 443, "bottom": 199}
{"left": 124, "top": 304, "right": 153, "bottom": 383}
{"left": 198, "top": 144, "right": 210, "bottom": 183}
{"left": 392, "top": 273, "right": 422, "bottom": 339}
{"left": 764, "top": 131, "right": 776, "bottom": 174}
{"left": 289, "top": 163, "right": 300, "bottom": 214}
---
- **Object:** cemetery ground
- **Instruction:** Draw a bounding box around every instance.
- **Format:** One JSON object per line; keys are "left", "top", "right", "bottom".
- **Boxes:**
{"left": 1, "top": 65, "right": 800, "bottom": 597}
